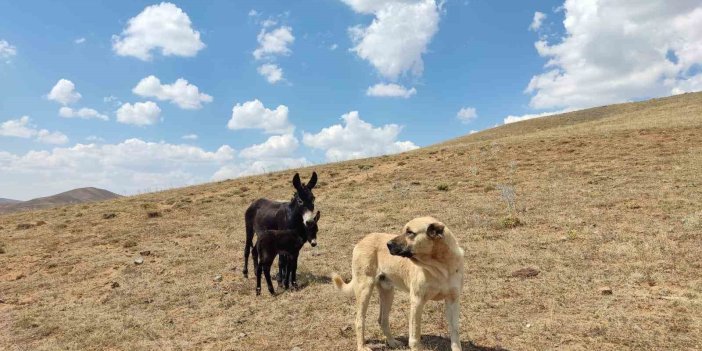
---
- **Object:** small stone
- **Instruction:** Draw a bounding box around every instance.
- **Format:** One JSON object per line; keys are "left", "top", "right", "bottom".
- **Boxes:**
{"left": 339, "top": 325, "right": 353, "bottom": 337}
{"left": 511, "top": 267, "right": 540, "bottom": 278}
{"left": 213, "top": 274, "right": 223, "bottom": 282}
{"left": 292, "top": 347, "right": 302, "bottom": 351}
{"left": 134, "top": 256, "right": 144, "bottom": 265}
{"left": 600, "top": 286, "right": 613, "bottom": 295}
{"left": 526, "top": 323, "right": 532, "bottom": 328}
{"left": 140, "top": 250, "right": 151, "bottom": 256}
{"left": 111, "top": 282, "right": 120, "bottom": 289}
{"left": 238, "top": 332, "right": 246, "bottom": 338}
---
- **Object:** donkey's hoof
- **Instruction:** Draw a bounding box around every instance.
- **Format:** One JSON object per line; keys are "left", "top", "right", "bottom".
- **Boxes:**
{"left": 255, "top": 288, "right": 261, "bottom": 296}
{"left": 242, "top": 270, "right": 248, "bottom": 278}
{"left": 291, "top": 282, "right": 299, "bottom": 291}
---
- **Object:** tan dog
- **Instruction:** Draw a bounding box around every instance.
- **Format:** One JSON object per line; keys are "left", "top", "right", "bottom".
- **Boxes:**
{"left": 332, "top": 217, "right": 464, "bottom": 351}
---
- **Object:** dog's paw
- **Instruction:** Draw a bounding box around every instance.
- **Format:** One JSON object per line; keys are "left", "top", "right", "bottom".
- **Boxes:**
{"left": 386, "top": 338, "right": 403, "bottom": 348}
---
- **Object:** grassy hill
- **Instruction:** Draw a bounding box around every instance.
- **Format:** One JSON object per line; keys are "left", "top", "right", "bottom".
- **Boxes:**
{"left": 1, "top": 93, "right": 701, "bottom": 350}
{"left": 0, "top": 187, "right": 121, "bottom": 215}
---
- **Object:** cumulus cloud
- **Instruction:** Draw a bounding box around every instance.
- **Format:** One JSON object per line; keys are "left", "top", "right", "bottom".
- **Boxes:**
{"left": 212, "top": 157, "right": 310, "bottom": 181}
{"left": 456, "top": 107, "right": 477, "bottom": 124}
{"left": 257, "top": 63, "right": 284, "bottom": 84}
{"left": 503, "top": 108, "right": 573, "bottom": 124}
{"left": 0, "top": 39, "right": 17, "bottom": 61}
{"left": 132, "top": 75, "right": 212, "bottom": 109}
{"left": 253, "top": 26, "right": 294, "bottom": 60}
{"left": 239, "top": 134, "right": 299, "bottom": 159}
{"left": 0, "top": 139, "right": 234, "bottom": 199}
{"left": 366, "top": 83, "right": 417, "bottom": 98}
{"left": 182, "top": 134, "right": 198, "bottom": 140}
{"left": 525, "top": 1, "right": 702, "bottom": 111}
{"left": 529, "top": 11, "right": 546, "bottom": 31}
{"left": 343, "top": 0, "right": 440, "bottom": 80}
{"left": 303, "top": 110, "right": 418, "bottom": 161}
{"left": 227, "top": 99, "right": 294, "bottom": 134}
{"left": 36, "top": 130, "right": 69, "bottom": 145}
{"left": 0, "top": 116, "right": 69, "bottom": 144}
{"left": 116, "top": 101, "right": 162, "bottom": 126}
{"left": 74, "top": 37, "right": 86, "bottom": 44}
{"left": 112, "top": 2, "right": 205, "bottom": 61}
{"left": 59, "top": 107, "right": 109, "bottom": 121}
{"left": 47, "top": 79, "right": 82, "bottom": 105}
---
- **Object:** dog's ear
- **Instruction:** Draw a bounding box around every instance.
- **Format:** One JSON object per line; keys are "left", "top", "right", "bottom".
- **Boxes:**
{"left": 307, "top": 171, "right": 318, "bottom": 189}
{"left": 314, "top": 210, "right": 321, "bottom": 222}
{"left": 292, "top": 173, "right": 303, "bottom": 191}
{"left": 427, "top": 222, "right": 445, "bottom": 238}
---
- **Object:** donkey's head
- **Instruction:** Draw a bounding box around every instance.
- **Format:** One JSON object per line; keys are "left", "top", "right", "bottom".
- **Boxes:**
{"left": 292, "top": 171, "right": 318, "bottom": 223}
{"left": 303, "top": 211, "right": 321, "bottom": 247}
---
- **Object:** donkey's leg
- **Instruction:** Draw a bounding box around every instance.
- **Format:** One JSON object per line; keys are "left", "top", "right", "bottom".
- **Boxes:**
{"left": 263, "top": 260, "right": 275, "bottom": 295}
{"left": 290, "top": 252, "right": 300, "bottom": 290}
{"left": 255, "top": 255, "right": 263, "bottom": 296}
{"left": 243, "top": 217, "right": 254, "bottom": 278}
{"left": 251, "top": 244, "right": 259, "bottom": 276}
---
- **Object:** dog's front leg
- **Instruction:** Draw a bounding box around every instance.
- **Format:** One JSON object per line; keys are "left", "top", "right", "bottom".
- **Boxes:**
{"left": 408, "top": 294, "right": 425, "bottom": 350}
{"left": 445, "top": 298, "right": 461, "bottom": 351}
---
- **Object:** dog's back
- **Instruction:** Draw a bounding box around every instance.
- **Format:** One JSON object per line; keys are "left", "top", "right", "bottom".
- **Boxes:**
{"left": 332, "top": 232, "right": 412, "bottom": 296}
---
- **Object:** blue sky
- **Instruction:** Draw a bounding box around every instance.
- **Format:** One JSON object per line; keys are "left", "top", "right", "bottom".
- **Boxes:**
{"left": 1, "top": 0, "right": 701, "bottom": 199}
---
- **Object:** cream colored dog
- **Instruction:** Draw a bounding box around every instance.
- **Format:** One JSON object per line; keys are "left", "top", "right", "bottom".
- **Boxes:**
{"left": 332, "top": 216, "right": 464, "bottom": 351}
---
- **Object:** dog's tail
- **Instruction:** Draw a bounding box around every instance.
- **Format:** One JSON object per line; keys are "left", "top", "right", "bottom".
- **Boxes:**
{"left": 331, "top": 273, "right": 354, "bottom": 297}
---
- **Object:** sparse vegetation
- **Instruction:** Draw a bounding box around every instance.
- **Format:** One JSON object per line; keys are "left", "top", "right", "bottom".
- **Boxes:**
{"left": 437, "top": 184, "right": 449, "bottom": 191}
{"left": 0, "top": 93, "right": 701, "bottom": 350}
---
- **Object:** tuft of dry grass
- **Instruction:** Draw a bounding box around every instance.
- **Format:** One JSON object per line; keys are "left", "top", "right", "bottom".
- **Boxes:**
{"left": 1, "top": 93, "right": 701, "bottom": 350}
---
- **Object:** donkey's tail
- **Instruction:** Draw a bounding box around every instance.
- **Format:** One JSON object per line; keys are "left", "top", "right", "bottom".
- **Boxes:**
{"left": 331, "top": 273, "right": 355, "bottom": 297}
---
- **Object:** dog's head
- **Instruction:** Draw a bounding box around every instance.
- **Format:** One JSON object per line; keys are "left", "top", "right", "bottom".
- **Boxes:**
{"left": 387, "top": 216, "right": 447, "bottom": 259}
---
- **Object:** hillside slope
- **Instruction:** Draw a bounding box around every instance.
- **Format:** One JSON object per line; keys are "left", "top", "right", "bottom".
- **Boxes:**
{"left": 0, "top": 198, "right": 21, "bottom": 204}
{"left": 0, "top": 93, "right": 701, "bottom": 351}
{"left": 0, "top": 187, "right": 121, "bottom": 214}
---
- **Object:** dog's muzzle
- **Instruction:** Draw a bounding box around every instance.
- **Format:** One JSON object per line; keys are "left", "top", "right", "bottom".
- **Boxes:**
{"left": 387, "top": 242, "right": 412, "bottom": 258}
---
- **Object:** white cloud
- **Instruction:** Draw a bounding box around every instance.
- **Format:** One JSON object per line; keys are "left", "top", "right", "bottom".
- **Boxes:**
{"left": 257, "top": 63, "right": 284, "bottom": 84}
{"left": 36, "top": 130, "right": 69, "bottom": 145}
{"left": 86, "top": 135, "right": 105, "bottom": 142}
{"left": 227, "top": 99, "right": 294, "bottom": 134}
{"left": 303, "top": 110, "right": 418, "bottom": 161}
{"left": 248, "top": 9, "right": 259, "bottom": 17}
{"left": 0, "top": 139, "right": 234, "bottom": 199}
{"left": 529, "top": 11, "right": 546, "bottom": 31}
{"left": 253, "top": 26, "right": 294, "bottom": 60}
{"left": 503, "top": 108, "right": 573, "bottom": 124}
{"left": 456, "top": 107, "right": 477, "bottom": 124}
{"left": 0, "top": 116, "right": 68, "bottom": 144}
{"left": 344, "top": 0, "right": 440, "bottom": 80}
{"left": 132, "top": 75, "right": 212, "bottom": 109}
{"left": 212, "top": 157, "right": 310, "bottom": 181}
{"left": 0, "top": 39, "right": 17, "bottom": 61}
{"left": 182, "top": 134, "right": 198, "bottom": 140}
{"left": 525, "top": 1, "right": 702, "bottom": 111}
{"left": 366, "top": 83, "right": 417, "bottom": 98}
{"left": 74, "top": 37, "right": 86, "bottom": 44}
{"left": 112, "top": 2, "right": 205, "bottom": 61}
{"left": 0, "top": 116, "right": 36, "bottom": 138}
{"left": 329, "top": 43, "right": 338, "bottom": 51}
{"left": 47, "top": 79, "right": 82, "bottom": 105}
{"left": 239, "top": 134, "right": 299, "bottom": 159}
{"left": 59, "top": 107, "right": 109, "bottom": 121}
{"left": 116, "top": 101, "right": 162, "bottom": 126}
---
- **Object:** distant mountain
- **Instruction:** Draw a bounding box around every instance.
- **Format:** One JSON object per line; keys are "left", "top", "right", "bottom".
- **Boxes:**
{"left": 0, "top": 187, "right": 121, "bottom": 214}
{"left": 0, "top": 198, "right": 21, "bottom": 204}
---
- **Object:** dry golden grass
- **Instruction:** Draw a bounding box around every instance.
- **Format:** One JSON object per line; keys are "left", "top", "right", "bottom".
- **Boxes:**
{"left": 1, "top": 93, "right": 701, "bottom": 351}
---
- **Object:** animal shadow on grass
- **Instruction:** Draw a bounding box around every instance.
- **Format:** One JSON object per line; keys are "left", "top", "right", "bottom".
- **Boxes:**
{"left": 292, "top": 271, "right": 332, "bottom": 290}
{"left": 366, "top": 335, "right": 510, "bottom": 351}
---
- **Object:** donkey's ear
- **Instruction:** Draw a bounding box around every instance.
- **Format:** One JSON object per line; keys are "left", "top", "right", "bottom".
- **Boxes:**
{"left": 314, "top": 210, "right": 321, "bottom": 222}
{"left": 292, "top": 173, "right": 303, "bottom": 191}
{"left": 427, "top": 222, "right": 445, "bottom": 238}
{"left": 307, "top": 171, "right": 318, "bottom": 189}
